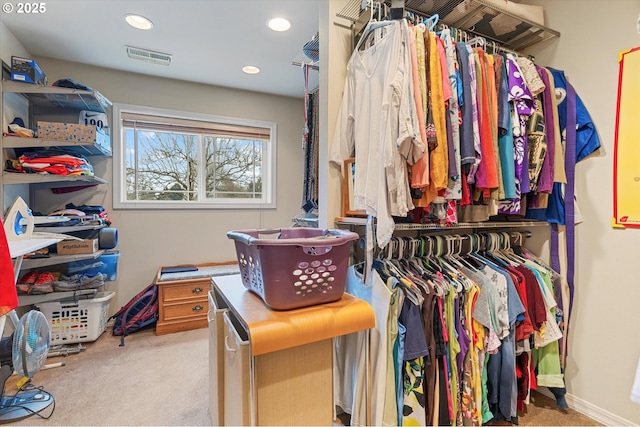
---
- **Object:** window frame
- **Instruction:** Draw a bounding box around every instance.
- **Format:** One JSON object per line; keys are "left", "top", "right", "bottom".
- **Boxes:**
{"left": 112, "top": 103, "right": 277, "bottom": 209}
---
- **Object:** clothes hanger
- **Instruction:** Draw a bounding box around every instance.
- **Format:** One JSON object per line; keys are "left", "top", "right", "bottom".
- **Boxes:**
{"left": 426, "top": 235, "right": 459, "bottom": 295}
{"left": 446, "top": 235, "right": 478, "bottom": 275}
{"left": 425, "top": 13, "right": 439, "bottom": 32}
{"left": 468, "top": 35, "right": 486, "bottom": 49}
{"left": 438, "top": 236, "right": 465, "bottom": 293}
{"left": 481, "top": 232, "right": 512, "bottom": 267}
{"left": 413, "top": 236, "right": 446, "bottom": 296}
{"left": 498, "top": 231, "right": 529, "bottom": 266}
{"left": 435, "top": 22, "right": 449, "bottom": 38}
{"left": 355, "top": 15, "right": 396, "bottom": 52}
{"left": 384, "top": 238, "right": 424, "bottom": 305}
{"left": 461, "top": 233, "right": 485, "bottom": 269}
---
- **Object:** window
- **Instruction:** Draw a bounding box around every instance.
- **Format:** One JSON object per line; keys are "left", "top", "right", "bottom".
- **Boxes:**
{"left": 113, "top": 104, "right": 276, "bottom": 209}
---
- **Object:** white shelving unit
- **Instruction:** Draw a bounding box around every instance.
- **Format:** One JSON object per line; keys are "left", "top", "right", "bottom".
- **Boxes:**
{"left": 2, "top": 79, "right": 113, "bottom": 306}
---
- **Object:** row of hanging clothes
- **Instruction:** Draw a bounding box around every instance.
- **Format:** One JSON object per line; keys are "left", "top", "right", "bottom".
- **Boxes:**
{"left": 334, "top": 230, "right": 567, "bottom": 426}
{"left": 329, "top": 3, "right": 601, "bottom": 251}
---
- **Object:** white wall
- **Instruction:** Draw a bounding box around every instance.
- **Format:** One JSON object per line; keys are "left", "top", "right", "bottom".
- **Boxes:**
{"left": 320, "top": 0, "right": 351, "bottom": 228}
{"left": 0, "top": 21, "right": 29, "bottom": 66}
{"left": 9, "top": 57, "right": 305, "bottom": 309}
{"left": 525, "top": 0, "right": 640, "bottom": 424}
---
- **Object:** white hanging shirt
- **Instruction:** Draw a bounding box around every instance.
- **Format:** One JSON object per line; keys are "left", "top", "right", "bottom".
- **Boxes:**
{"left": 330, "top": 20, "right": 423, "bottom": 248}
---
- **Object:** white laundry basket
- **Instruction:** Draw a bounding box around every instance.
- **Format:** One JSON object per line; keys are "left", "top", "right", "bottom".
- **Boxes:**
{"left": 36, "top": 291, "right": 115, "bottom": 345}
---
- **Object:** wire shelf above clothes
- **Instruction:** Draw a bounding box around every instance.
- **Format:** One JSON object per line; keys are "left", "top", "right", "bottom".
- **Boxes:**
{"left": 291, "top": 31, "right": 319, "bottom": 70}
{"left": 336, "top": 0, "right": 560, "bottom": 53}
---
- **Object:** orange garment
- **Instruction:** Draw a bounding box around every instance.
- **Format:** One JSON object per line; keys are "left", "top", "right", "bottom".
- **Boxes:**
{"left": 415, "top": 31, "right": 448, "bottom": 207}
{"left": 474, "top": 48, "right": 499, "bottom": 193}
{"left": 432, "top": 36, "right": 450, "bottom": 190}
{"left": 485, "top": 53, "right": 504, "bottom": 199}
{"left": 409, "top": 24, "right": 429, "bottom": 188}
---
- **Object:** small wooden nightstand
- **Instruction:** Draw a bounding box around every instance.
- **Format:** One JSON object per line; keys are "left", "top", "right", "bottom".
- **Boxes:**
{"left": 154, "top": 262, "right": 238, "bottom": 335}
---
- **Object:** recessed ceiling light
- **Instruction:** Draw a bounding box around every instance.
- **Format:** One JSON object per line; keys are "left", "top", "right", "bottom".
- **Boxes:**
{"left": 125, "top": 14, "right": 154, "bottom": 30}
{"left": 242, "top": 65, "right": 261, "bottom": 75}
{"left": 268, "top": 17, "right": 291, "bottom": 32}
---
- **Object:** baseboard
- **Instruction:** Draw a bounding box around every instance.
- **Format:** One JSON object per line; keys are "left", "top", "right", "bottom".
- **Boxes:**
{"left": 537, "top": 388, "right": 636, "bottom": 426}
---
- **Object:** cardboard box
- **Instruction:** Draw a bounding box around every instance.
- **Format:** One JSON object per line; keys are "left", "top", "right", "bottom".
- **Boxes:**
{"left": 36, "top": 121, "right": 110, "bottom": 150}
{"left": 57, "top": 239, "right": 99, "bottom": 255}
{"left": 10, "top": 56, "right": 47, "bottom": 85}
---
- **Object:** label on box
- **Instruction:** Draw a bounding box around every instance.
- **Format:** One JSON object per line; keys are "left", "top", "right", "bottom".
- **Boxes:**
{"left": 36, "top": 121, "right": 110, "bottom": 146}
{"left": 57, "top": 239, "right": 99, "bottom": 255}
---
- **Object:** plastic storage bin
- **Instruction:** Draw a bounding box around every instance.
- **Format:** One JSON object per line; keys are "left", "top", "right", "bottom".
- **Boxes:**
{"left": 226, "top": 227, "right": 359, "bottom": 310}
{"left": 36, "top": 291, "right": 115, "bottom": 345}
{"left": 67, "top": 250, "right": 120, "bottom": 281}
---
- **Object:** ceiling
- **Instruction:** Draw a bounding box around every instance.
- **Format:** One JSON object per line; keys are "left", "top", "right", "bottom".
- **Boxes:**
{"left": 1, "top": 0, "right": 322, "bottom": 98}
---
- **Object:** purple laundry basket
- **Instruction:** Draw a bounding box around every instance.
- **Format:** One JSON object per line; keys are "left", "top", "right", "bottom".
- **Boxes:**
{"left": 226, "top": 228, "right": 359, "bottom": 310}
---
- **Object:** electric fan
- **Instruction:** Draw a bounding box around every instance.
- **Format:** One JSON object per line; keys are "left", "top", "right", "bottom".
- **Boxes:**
{"left": 0, "top": 310, "right": 54, "bottom": 423}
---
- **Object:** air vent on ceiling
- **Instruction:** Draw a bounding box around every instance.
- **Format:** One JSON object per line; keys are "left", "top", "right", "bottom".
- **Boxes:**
{"left": 126, "top": 46, "right": 172, "bottom": 66}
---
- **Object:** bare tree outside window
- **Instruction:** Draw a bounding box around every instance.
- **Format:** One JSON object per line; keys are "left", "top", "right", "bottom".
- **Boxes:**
{"left": 115, "top": 104, "right": 275, "bottom": 209}
{"left": 205, "top": 136, "right": 262, "bottom": 199}
{"left": 125, "top": 129, "right": 263, "bottom": 202}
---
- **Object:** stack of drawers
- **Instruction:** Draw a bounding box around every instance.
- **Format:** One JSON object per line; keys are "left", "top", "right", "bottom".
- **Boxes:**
{"left": 154, "top": 262, "right": 238, "bottom": 335}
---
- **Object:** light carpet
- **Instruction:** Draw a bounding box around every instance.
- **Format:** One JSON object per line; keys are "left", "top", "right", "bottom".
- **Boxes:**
{"left": 2, "top": 322, "right": 602, "bottom": 426}
{"left": 7, "top": 324, "right": 210, "bottom": 426}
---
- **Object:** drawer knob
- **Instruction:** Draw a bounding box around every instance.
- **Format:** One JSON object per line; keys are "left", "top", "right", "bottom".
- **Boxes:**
{"left": 192, "top": 305, "right": 204, "bottom": 312}
{"left": 192, "top": 287, "right": 203, "bottom": 294}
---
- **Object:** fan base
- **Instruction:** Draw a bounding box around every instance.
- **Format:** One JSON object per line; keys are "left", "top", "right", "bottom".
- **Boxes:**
{"left": 0, "top": 390, "right": 54, "bottom": 423}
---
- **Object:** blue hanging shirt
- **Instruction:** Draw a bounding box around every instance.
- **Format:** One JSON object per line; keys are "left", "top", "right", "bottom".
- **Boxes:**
{"left": 525, "top": 68, "right": 601, "bottom": 224}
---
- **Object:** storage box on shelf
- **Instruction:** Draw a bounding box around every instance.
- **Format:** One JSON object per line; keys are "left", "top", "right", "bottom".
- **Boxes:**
{"left": 36, "top": 121, "right": 110, "bottom": 153}
{"left": 68, "top": 250, "right": 120, "bottom": 281}
{"left": 56, "top": 238, "right": 99, "bottom": 255}
{"left": 10, "top": 56, "right": 47, "bottom": 85}
{"left": 154, "top": 261, "right": 239, "bottom": 335}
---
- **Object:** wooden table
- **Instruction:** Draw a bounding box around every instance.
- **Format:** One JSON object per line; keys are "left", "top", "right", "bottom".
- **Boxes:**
{"left": 210, "top": 274, "right": 374, "bottom": 426}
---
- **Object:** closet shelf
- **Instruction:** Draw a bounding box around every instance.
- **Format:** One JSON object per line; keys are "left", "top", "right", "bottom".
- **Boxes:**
{"left": 21, "top": 250, "right": 106, "bottom": 270}
{"left": 2, "top": 135, "right": 111, "bottom": 157}
{"left": 1, "top": 80, "right": 111, "bottom": 113}
{"left": 34, "top": 224, "right": 107, "bottom": 234}
{"left": 337, "top": 0, "right": 560, "bottom": 52}
{"left": 18, "top": 289, "right": 98, "bottom": 307}
{"left": 2, "top": 172, "right": 107, "bottom": 187}
{"left": 335, "top": 217, "right": 548, "bottom": 230}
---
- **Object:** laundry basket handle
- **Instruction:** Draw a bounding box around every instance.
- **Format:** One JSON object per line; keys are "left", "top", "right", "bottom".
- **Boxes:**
{"left": 226, "top": 228, "right": 358, "bottom": 247}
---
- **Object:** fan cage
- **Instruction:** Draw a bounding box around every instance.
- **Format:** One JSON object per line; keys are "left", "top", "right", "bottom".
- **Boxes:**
{"left": 12, "top": 310, "right": 50, "bottom": 379}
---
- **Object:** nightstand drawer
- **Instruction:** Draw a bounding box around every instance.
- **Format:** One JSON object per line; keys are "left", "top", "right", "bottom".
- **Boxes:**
{"left": 162, "top": 281, "right": 209, "bottom": 302}
{"left": 162, "top": 299, "right": 208, "bottom": 322}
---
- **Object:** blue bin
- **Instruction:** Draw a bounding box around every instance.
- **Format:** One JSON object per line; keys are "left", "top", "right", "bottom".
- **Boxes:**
{"left": 68, "top": 250, "right": 120, "bottom": 281}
